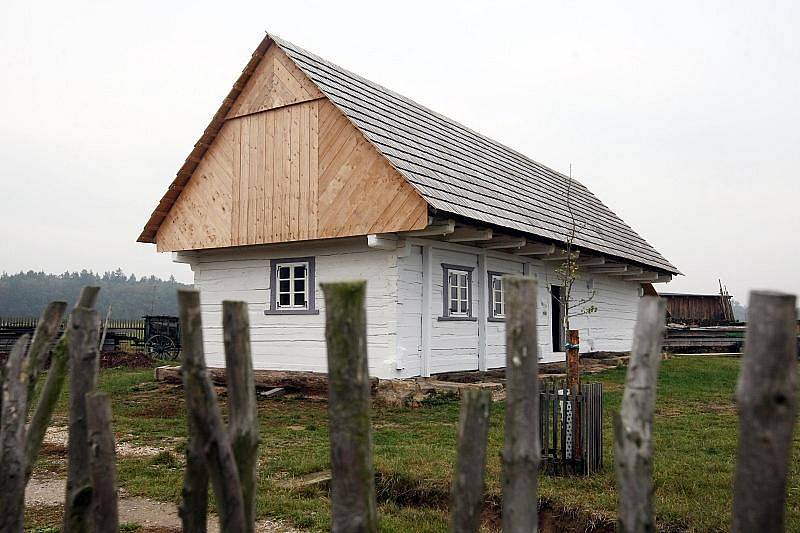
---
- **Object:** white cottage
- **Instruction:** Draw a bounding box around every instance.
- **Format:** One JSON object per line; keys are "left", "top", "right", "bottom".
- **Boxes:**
{"left": 138, "top": 33, "right": 679, "bottom": 379}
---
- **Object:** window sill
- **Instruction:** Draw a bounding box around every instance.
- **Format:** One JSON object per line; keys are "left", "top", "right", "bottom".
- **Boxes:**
{"left": 264, "top": 309, "right": 320, "bottom": 316}
{"left": 487, "top": 317, "right": 505, "bottom": 322}
{"left": 437, "top": 316, "right": 478, "bottom": 322}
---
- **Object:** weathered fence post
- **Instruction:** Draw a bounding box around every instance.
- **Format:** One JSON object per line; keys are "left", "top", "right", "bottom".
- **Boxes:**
{"left": 450, "top": 388, "right": 492, "bottom": 533}
{"left": 26, "top": 293, "right": 94, "bottom": 483}
{"left": 86, "top": 391, "right": 119, "bottom": 533}
{"left": 223, "top": 301, "right": 260, "bottom": 533}
{"left": 732, "top": 291, "right": 797, "bottom": 533}
{"left": 0, "top": 334, "right": 32, "bottom": 533}
{"left": 25, "top": 301, "right": 68, "bottom": 404}
{"left": 614, "top": 296, "right": 666, "bottom": 533}
{"left": 63, "top": 306, "right": 101, "bottom": 533}
{"left": 178, "top": 290, "right": 246, "bottom": 533}
{"left": 25, "top": 338, "right": 70, "bottom": 483}
{"left": 321, "top": 281, "right": 378, "bottom": 533}
{"left": 501, "top": 276, "right": 540, "bottom": 533}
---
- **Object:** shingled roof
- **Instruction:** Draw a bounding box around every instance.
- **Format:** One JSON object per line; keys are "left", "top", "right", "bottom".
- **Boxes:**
{"left": 140, "top": 33, "right": 678, "bottom": 274}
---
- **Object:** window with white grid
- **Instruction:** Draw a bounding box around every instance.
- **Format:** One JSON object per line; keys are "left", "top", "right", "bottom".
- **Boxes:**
{"left": 276, "top": 262, "right": 308, "bottom": 309}
{"left": 490, "top": 273, "right": 505, "bottom": 319}
{"left": 267, "top": 257, "right": 317, "bottom": 315}
{"left": 447, "top": 269, "right": 470, "bottom": 316}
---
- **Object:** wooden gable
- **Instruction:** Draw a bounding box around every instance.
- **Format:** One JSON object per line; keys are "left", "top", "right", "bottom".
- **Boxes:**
{"left": 154, "top": 43, "right": 428, "bottom": 252}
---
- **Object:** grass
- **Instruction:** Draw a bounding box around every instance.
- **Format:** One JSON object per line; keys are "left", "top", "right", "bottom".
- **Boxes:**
{"left": 29, "top": 357, "right": 800, "bottom": 532}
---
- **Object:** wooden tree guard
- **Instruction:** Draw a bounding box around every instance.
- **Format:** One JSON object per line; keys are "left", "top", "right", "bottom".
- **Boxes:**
{"left": 321, "top": 282, "right": 378, "bottom": 533}
{"left": 565, "top": 329, "right": 582, "bottom": 463}
{"left": 501, "top": 276, "right": 540, "bottom": 533}
{"left": 178, "top": 290, "right": 246, "bottom": 533}
{"left": 450, "top": 388, "right": 492, "bottom": 533}
{"left": 223, "top": 301, "right": 260, "bottom": 533}
{"left": 614, "top": 297, "right": 666, "bottom": 533}
{"left": 86, "top": 392, "right": 119, "bottom": 532}
{"left": 64, "top": 307, "right": 101, "bottom": 533}
{"left": 732, "top": 291, "right": 797, "bottom": 533}
{"left": 0, "top": 334, "right": 31, "bottom": 533}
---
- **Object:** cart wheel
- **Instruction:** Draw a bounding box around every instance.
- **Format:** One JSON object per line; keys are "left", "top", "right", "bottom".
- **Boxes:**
{"left": 145, "top": 335, "right": 178, "bottom": 360}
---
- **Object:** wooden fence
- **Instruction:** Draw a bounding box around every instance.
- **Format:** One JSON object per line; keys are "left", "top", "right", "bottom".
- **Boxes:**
{"left": 0, "top": 281, "right": 796, "bottom": 533}
{"left": 0, "top": 316, "right": 145, "bottom": 354}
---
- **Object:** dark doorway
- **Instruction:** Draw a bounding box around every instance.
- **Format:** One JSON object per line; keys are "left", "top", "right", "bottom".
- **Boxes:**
{"left": 551, "top": 285, "right": 565, "bottom": 352}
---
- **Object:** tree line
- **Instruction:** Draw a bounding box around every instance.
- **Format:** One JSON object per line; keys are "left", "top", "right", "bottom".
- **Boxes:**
{"left": 0, "top": 270, "right": 190, "bottom": 319}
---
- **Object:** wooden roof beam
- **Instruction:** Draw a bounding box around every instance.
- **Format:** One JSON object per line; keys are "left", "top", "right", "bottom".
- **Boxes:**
{"left": 587, "top": 264, "right": 628, "bottom": 274}
{"left": 481, "top": 236, "right": 527, "bottom": 250}
{"left": 625, "top": 272, "right": 659, "bottom": 282}
{"left": 578, "top": 256, "right": 605, "bottom": 267}
{"left": 651, "top": 274, "right": 673, "bottom": 284}
{"left": 610, "top": 267, "right": 644, "bottom": 278}
{"left": 541, "top": 250, "right": 579, "bottom": 262}
{"left": 514, "top": 243, "right": 556, "bottom": 256}
{"left": 444, "top": 228, "right": 493, "bottom": 243}
{"left": 399, "top": 219, "right": 455, "bottom": 238}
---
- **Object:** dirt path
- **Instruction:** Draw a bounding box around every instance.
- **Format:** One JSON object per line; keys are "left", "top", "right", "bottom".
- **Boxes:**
{"left": 30, "top": 426, "right": 301, "bottom": 532}
{"left": 26, "top": 477, "right": 300, "bottom": 532}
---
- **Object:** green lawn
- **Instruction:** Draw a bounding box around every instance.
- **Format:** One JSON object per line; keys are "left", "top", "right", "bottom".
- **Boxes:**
{"left": 30, "top": 357, "right": 800, "bottom": 532}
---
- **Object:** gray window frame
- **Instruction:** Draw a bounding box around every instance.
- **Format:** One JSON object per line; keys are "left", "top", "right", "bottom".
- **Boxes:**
{"left": 264, "top": 256, "right": 320, "bottom": 315}
{"left": 439, "top": 263, "right": 477, "bottom": 322}
{"left": 487, "top": 271, "right": 507, "bottom": 322}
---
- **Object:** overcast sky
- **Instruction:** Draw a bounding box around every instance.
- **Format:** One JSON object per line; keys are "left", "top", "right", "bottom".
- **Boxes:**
{"left": 2, "top": 0, "right": 798, "bottom": 303}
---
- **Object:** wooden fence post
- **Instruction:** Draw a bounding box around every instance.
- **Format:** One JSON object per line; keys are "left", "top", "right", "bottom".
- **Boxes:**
{"left": 26, "top": 301, "right": 68, "bottom": 404}
{"left": 25, "top": 337, "right": 70, "bottom": 483}
{"left": 732, "top": 291, "right": 797, "bottom": 533}
{"left": 321, "top": 281, "right": 378, "bottom": 533}
{"left": 26, "top": 293, "right": 95, "bottom": 484}
{"left": 86, "top": 391, "right": 119, "bottom": 533}
{"left": 450, "top": 388, "right": 492, "bottom": 533}
{"left": 178, "top": 290, "right": 246, "bottom": 533}
{"left": 63, "top": 306, "right": 101, "bottom": 533}
{"left": 614, "top": 296, "right": 666, "bottom": 533}
{"left": 501, "top": 276, "right": 540, "bottom": 533}
{"left": 223, "top": 301, "right": 260, "bottom": 533}
{"left": 0, "top": 334, "right": 31, "bottom": 533}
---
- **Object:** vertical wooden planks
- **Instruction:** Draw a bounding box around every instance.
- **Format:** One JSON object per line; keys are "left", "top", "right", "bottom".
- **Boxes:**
{"left": 309, "top": 100, "right": 319, "bottom": 238}
{"left": 614, "top": 296, "right": 666, "bottom": 533}
{"left": 299, "top": 102, "right": 310, "bottom": 240}
{"left": 264, "top": 109, "right": 275, "bottom": 242}
{"left": 254, "top": 113, "right": 266, "bottom": 244}
{"left": 231, "top": 119, "right": 241, "bottom": 245}
{"left": 732, "top": 291, "right": 797, "bottom": 533}
{"left": 321, "top": 281, "right": 378, "bottom": 533}
{"left": 289, "top": 103, "right": 301, "bottom": 240}
{"left": 502, "top": 276, "right": 540, "bottom": 533}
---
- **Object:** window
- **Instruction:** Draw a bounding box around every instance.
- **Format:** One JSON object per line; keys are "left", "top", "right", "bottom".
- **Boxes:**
{"left": 265, "top": 257, "right": 319, "bottom": 315}
{"left": 488, "top": 272, "right": 505, "bottom": 320}
{"left": 440, "top": 264, "right": 476, "bottom": 321}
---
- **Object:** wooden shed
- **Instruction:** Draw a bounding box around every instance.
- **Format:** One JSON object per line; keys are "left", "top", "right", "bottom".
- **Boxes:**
{"left": 660, "top": 292, "right": 735, "bottom": 325}
{"left": 138, "top": 33, "right": 679, "bottom": 378}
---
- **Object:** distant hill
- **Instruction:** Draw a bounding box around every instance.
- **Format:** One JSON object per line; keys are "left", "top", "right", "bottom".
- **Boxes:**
{"left": 0, "top": 270, "right": 191, "bottom": 319}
